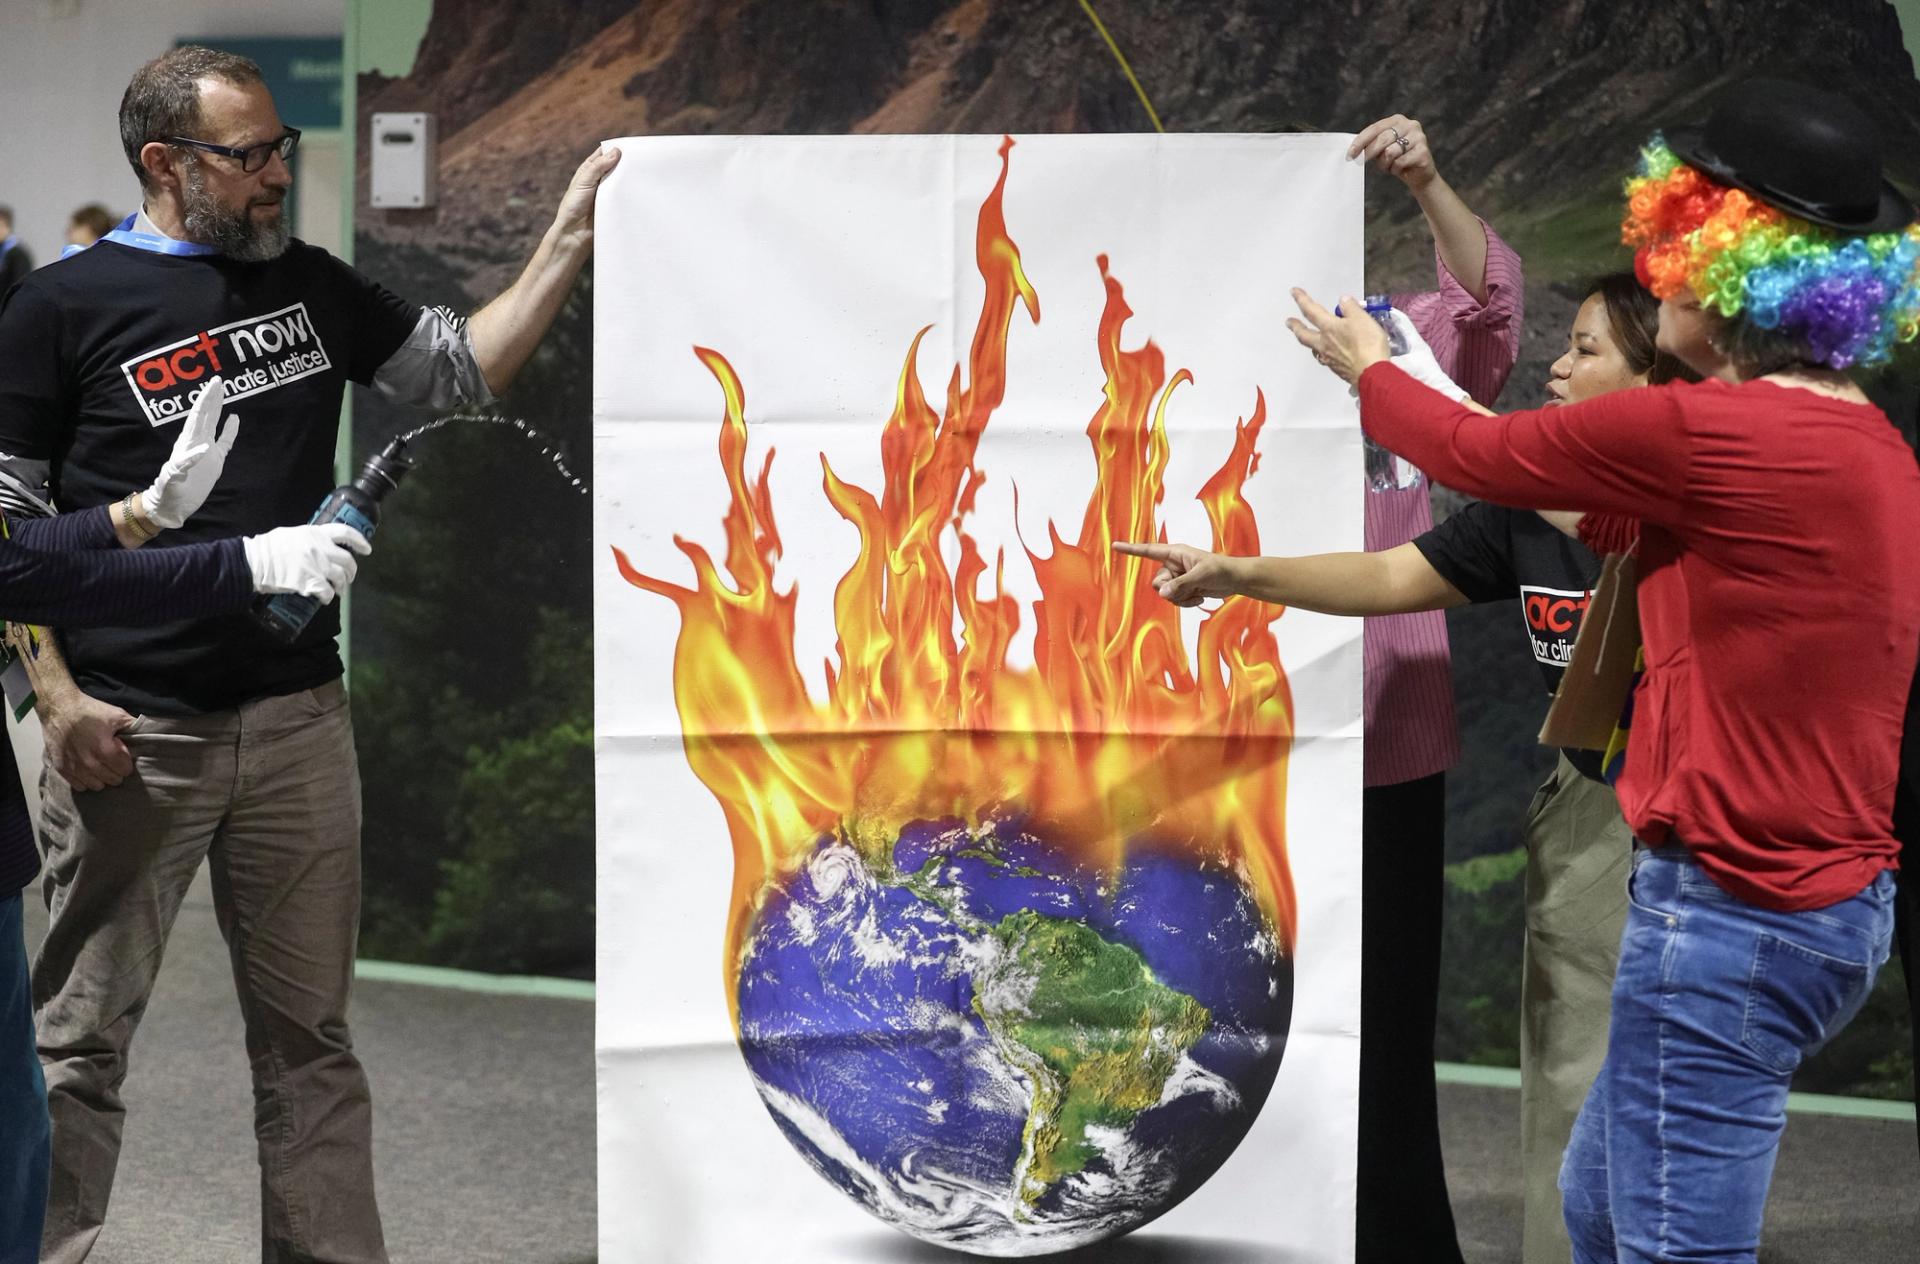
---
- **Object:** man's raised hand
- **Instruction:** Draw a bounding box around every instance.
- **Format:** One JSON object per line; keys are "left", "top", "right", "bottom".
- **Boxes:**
{"left": 1348, "top": 114, "right": 1439, "bottom": 190}
{"left": 550, "top": 145, "right": 624, "bottom": 250}
{"left": 140, "top": 375, "right": 240, "bottom": 530}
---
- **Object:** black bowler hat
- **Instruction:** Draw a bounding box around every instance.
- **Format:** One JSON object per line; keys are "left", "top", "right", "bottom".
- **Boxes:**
{"left": 1666, "top": 77, "right": 1916, "bottom": 234}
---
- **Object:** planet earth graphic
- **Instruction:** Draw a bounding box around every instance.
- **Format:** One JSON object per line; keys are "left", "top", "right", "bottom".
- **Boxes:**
{"left": 735, "top": 816, "right": 1293, "bottom": 1257}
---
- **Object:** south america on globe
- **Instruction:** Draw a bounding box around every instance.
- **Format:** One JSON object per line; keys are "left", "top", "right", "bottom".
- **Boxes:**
{"left": 737, "top": 817, "right": 1292, "bottom": 1257}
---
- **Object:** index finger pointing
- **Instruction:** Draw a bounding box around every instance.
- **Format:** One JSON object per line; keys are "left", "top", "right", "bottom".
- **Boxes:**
{"left": 1112, "top": 541, "right": 1173, "bottom": 561}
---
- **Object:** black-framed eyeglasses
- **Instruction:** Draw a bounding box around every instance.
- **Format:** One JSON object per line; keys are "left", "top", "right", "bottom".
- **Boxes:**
{"left": 161, "top": 127, "right": 301, "bottom": 174}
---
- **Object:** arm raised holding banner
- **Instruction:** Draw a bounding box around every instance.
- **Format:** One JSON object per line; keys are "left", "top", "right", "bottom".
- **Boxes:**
{"left": 1352, "top": 112, "right": 1522, "bottom": 406}
{"left": 464, "top": 145, "right": 622, "bottom": 395}
{"left": 1350, "top": 114, "right": 1489, "bottom": 304}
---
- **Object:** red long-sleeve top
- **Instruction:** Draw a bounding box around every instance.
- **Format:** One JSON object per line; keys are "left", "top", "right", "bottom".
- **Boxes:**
{"left": 1358, "top": 365, "right": 1920, "bottom": 911}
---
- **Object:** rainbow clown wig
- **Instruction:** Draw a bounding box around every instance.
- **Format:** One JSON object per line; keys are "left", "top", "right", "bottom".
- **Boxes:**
{"left": 1623, "top": 134, "right": 1920, "bottom": 369}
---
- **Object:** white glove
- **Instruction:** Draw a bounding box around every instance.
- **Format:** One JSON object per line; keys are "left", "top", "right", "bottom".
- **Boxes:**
{"left": 140, "top": 376, "right": 240, "bottom": 529}
{"left": 1385, "top": 310, "right": 1470, "bottom": 402}
{"left": 242, "top": 523, "right": 372, "bottom": 603}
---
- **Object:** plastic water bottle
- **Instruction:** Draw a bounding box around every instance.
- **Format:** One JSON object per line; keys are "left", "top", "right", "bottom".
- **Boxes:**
{"left": 1362, "top": 295, "right": 1417, "bottom": 494}
{"left": 251, "top": 437, "right": 414, "bottom": 642}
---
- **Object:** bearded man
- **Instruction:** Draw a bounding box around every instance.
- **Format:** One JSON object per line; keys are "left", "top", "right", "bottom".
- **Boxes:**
{"left": 0, "top": 45, "right": 619, "bottom": 1262}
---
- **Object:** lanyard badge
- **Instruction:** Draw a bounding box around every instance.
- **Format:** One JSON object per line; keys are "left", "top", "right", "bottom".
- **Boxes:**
{"left": 63, "top": 213, "right": 220, "bottom": 260}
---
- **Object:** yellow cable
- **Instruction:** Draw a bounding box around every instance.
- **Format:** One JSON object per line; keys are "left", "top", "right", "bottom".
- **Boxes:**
{"left": 1076, "top": 0, "right": 1166, "bottom": 133}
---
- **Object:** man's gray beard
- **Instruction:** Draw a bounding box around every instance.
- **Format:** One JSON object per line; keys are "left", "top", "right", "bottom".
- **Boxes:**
{"left": 181, "top": 160, "right": 289, "bottom": 262}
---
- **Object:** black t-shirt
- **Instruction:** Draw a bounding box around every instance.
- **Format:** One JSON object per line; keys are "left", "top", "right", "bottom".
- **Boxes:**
{"left": 0, "top": 238, "right": 418, "bottom": 714}
{"left": 1413, "top": 500, "right": 1609, "bottom": 781}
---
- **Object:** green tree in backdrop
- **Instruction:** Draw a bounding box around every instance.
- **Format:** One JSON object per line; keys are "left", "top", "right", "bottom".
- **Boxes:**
{"left": 350, "top": 244, "right": 596, "bottom": 977}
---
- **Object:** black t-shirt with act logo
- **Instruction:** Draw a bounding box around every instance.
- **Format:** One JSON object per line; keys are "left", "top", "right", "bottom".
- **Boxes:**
{"left": 0, "top": 238, "right": 418, "bottom": 714}
{"left": 1413, "top": 499, "right": 1608, "bottom": 781}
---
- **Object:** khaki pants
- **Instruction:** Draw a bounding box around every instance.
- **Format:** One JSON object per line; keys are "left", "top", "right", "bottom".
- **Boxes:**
{"left": 1521, "top": 753, "right": 1630, "bottom": 1264}
{"left": 32, "top": 681, "right": 386, "bottom": 1264}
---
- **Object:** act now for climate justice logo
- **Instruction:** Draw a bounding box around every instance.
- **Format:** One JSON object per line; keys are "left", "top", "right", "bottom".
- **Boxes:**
{"left": 118, "top": 302, "right": 332, "bottom": 426}
{"left": 1521, "top": 583, "right": 1593, "bottom": 667}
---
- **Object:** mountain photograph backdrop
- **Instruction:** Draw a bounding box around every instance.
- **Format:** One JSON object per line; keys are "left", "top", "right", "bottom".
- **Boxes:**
{"left": 349, "top": 0, "right": 1920, "bottom": 1097}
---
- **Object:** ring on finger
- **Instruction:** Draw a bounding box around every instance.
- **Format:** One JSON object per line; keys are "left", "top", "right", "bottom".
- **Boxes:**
{"left": 1385, "top": 126, "right": 1402, "bottom": 150}
{"left": 1395, "top": 135, "right": 1413, "bottom": 156}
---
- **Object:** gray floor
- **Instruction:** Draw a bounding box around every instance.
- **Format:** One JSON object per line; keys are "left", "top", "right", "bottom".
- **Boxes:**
{"left": 21, "top": 879, "right": 1918, "bottom": 1263}
{"left": 1443, "top": 1078, "right": 1920, "bottom": 1263}
{"left": 21, "top": 876, "right": 598, "bottom": 1264}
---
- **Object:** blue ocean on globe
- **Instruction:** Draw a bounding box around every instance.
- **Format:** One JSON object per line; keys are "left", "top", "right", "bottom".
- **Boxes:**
{"left": 736, "top": 816, "right": 1293, "bottom": 1257}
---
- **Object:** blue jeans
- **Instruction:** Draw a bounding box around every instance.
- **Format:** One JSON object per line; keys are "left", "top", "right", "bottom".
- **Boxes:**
{"left": 1559, "top": 845, "right": 1895, "bottom": 1262}
{"left": 2, "top": 891, "right": 49, "bottom": 1264}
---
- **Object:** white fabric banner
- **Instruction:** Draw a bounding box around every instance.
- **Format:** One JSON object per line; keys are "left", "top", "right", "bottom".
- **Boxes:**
{"left": 594, "top": 133, "right": 1364, "bottom": 1263}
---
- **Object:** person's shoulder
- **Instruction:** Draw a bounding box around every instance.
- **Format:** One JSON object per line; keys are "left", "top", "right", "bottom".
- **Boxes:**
{"left": 1461, "top": 499, "right": 1533, "bottom": 556}
{"left": 22, "top": 239, "right": 220, "bottom": 308}
{"left": 274, "top": 238, "right": 384, "bottom": 291}
{"left": 1565, "top": 377, "right": 1702, "bottom": 425}
{"left": 1507, "top": 504, "right": 1596, "bottom": 556}
{"left": 25, "top": 241, "right": 134, "bottom": 288}
{"left": 1444, "top": 497, "right": 1510, "bottom": 530}
{"left": 269, "top": 237, "right": 349, "bottom": 274}
{"left": 280, "top": 237, "right": 332, "bottom": 261}
{"left": 1636, "top": 378, "right": 1723, "bottom": 402}
{"left": 1424, "top": 497, "right": 1510, "bottom": 548}
{"left": 1732, "top": 377, "right": 1893, "bottom": 425}
{"left": 0, "top": 247, "right": 114, "bottom": 318}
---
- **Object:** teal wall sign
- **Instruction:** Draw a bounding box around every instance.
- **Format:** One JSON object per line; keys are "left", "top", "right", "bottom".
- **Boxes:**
{"left": 177, "top": 37, "right": 345, "bottom": 131}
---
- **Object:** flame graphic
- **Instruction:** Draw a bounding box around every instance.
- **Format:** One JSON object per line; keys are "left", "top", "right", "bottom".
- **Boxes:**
{"left": 615, "top": 138, "right": 1296, "bottom": 1018}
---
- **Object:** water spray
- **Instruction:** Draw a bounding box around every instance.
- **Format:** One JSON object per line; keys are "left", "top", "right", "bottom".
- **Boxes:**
{"left": 400, "top": 413, "right": 587, "bottom": 492}
{"left": 250, "top": 413, "right": 586, "bottom": 643}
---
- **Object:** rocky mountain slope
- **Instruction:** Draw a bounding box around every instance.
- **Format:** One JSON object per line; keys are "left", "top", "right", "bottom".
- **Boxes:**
{"left": 361, "top": 0, "right": 1920, "bottom": 312}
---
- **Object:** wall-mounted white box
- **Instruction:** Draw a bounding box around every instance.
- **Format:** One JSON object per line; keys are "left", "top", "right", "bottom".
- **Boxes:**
{"left": 370, "top": 112, "right": 437, "bottom": 209}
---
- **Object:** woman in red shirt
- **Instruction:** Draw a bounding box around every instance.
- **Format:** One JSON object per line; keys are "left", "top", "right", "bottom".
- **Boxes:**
{"left": 1121, "top": 274, "right": 1697, "bottom": 1261}
{"left": 1274, "top": 80, "right": 1920, "bottom": 1262}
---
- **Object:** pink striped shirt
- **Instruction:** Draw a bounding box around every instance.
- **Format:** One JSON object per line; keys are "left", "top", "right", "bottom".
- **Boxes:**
{"left": 1363, "top": 222, "right": 1525, "bottom": 786}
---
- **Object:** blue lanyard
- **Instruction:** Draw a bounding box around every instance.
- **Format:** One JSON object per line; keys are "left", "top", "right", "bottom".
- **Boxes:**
{"left": 63, "top": 214, "right": 220, "bottom": 260}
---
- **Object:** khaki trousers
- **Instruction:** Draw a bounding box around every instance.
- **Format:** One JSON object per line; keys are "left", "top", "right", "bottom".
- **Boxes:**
{"left": 1520, "top": 752, "right": 1631, "bottom": 1263}
{"left": 32, "top": 681, "right": 386, "bottom": 1264}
